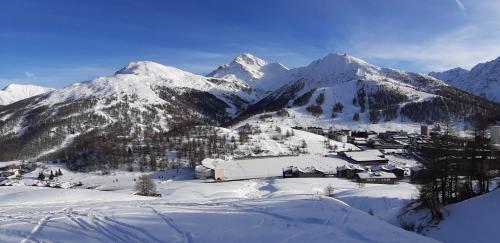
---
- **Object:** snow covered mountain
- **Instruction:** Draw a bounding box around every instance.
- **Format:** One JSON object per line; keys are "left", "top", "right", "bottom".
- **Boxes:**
{"left": 238, "top": 53, "right": 500, "bottom": 130}
{"left": 207, "top": 53, "right": 290, "bottom": 99}
{"left": 429, "top": 56, "right": 500, "bottom": 102}
{"left": 0, "top": 61, "right": 256, "bottom": 160}
{"left": 0, "top": 84, "right": 54, "bottom": 106}
{"left": 1, "top": 53, "right": 499, "bottom": 162}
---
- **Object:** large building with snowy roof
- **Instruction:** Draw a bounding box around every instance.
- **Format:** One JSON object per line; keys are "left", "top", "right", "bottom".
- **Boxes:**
{"left": 339, "top": 150, "right": 389, "bottom": 165}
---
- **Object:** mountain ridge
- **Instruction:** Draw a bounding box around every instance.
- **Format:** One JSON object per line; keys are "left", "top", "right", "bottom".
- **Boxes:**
{"left": 429, "top": 56, "right": 500, "bottom": 102}
{"left": 0, "top": 84, "right": 54, "bottom": 106}
{"left": 1, "top": 52, "right": 499, "bottom": 162}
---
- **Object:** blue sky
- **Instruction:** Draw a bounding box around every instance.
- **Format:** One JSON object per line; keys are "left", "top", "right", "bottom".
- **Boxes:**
{"left": 1, "top": 0, "right": 499, "bottom": 88}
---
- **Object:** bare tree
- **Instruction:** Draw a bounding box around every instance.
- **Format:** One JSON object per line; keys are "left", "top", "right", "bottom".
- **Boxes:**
{"left": 325, "top": 184, "right": 335, "bottom": 197}
{"left": 135, "top": 174, "right": 158, "bottom": 196}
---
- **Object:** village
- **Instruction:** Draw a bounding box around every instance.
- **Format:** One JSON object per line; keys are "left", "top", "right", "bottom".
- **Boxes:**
{"left": 194, "top": 122, "right": 500, "bottom": 188}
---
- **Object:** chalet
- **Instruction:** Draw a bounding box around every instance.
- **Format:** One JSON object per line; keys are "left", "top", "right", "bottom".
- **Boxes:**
{"left": 194, "top": 158, "right": 225, "bottom": 180}
{"left": 370, "top": 164, "right": 387, "bottom": 172}
{"left": 336, "top": 164, "right": 365, "bottom": 179}
{"left": 370, "top": 138, "right": 406, "bottom": 149}
{"left": 236, "top": 123, "right": 261, "bottom": 135}
{"left": 340, "top": 129, "right": 352, "bottom": 136}
{"left": 306, "top": 127, "right": 324, "bottom": 135}
{"left": 379, "top": 131, "right": 407, "bottom": 140}
{"left": 351, "top": 137, "right": 369, "bottom": 146}
{"left": 282, "top": 166, "right": 299, "bottom": 178}
{"left": 282, "top": 166, "right": 325, "bottom": 178}
{"left": 411, "top": 137, "right": 432, "bottom": 149}
{"left": 194, "top": 165, "right": 213, "bottom": 179}
{"left": 380, "top": 149, "right": 404, "bottom": 154}
{"left": 339, "top": 150, "right": 389, "bottom": 165}
{"left": 333, "top": 132, "right": 348, "bottom": 143}
{"left": 355, "top": 172, "right": 397, "bottom": 184}
{"left": 385, "top": 164, "right": 405, "bottom": 179}
{"left": 370, "top": 164, "right": 404, "bottom": 179}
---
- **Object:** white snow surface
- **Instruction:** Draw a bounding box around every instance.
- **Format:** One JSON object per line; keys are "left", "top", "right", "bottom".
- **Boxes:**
{"left": 424, "top": 189, "right": 500, "bottom": 243}
{"left": 0, "top": 163, "right": 438, "bottom": 243}
{"left": 0, "top": 84, "right": 54, "bottom": 106}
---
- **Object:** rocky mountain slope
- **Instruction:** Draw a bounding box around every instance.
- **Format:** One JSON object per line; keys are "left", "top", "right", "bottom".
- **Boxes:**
{"left": 429, "top": 56, "right": 500, "bottom": 102}
{"left": 0, "top": 84, "right": 54, "bottom": 106}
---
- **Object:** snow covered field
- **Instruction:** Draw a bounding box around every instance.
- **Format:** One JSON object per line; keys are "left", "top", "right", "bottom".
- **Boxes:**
{"left": 0, "top": 163, "right": 440, "bottom": 243}
{"left": 211, "top": 155, "right": 350, "bottom": 180}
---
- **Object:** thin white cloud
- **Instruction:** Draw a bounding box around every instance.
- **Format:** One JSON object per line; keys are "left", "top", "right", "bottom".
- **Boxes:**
{"left": 345, "top": 0, "right": 500, "bottom": 72}
{"left": 24, "top": 71, "right": 35, "bottom": 79}
{"left": 455, "top": 0, "right": 466, "bottom": 11}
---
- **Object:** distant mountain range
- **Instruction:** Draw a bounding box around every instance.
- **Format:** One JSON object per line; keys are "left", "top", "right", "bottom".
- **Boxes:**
{"left": 429, "top": 56, "right": 500, "bottom": 102}
{"left": 0, "top": 84, "right": 54, "bottom": 106}
{"left": 1, "top": 52, "right": 499, "bottom": 161}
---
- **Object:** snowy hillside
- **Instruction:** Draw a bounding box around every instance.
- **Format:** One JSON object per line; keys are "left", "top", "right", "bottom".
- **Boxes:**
{"left": 40, "top": 60, "right": 254, "bottom": 111}
{"left": 424, "top": 189, "right": 500, "bottom": 243}
{"left": 429, "top": 56, "right": 500, "bottom": 102}
{"left": 0, "top": 61, "right": 258, "bottom": 161}
{"left": 1, "top": 53, "right": 499, "bottom": 162}
{"left": 238, "top": 53, "right": 499, "bottom": 131}
{"left": 0, "top": 163, "right": 439, "bottom": 243}
{"left": 207, "top": 53, "right": 290, "bottom": 98}
{"left": 0, "top": 84, "right": 54, "bottom": 106}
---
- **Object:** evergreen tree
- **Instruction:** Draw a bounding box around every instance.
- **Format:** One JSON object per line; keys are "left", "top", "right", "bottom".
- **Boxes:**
{"left": 37, "top": 172, "right": 45, "bottom": 181}
{"left": 353, "top": 113, "right": 360, "bottom": 121}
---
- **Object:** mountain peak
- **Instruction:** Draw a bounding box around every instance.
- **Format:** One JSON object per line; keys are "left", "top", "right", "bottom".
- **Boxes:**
{"left": 315, "top": 52, "right": 372, "bottom": 67}
{"left": 294, "top": 52, "right": 378, "bottom": 84}
{"left": 208, "top": 53, "right": 268, "bottom": 82}
{"left": 116, "top": 61, "right": 170, "bottom": 75}
{"left": 233, "top": 53, "right": 267, "bottom": 67}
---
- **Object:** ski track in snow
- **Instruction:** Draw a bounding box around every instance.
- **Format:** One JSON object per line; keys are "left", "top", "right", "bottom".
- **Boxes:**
{"left": 143, "top": 205, "right": 194, "bottom": 243}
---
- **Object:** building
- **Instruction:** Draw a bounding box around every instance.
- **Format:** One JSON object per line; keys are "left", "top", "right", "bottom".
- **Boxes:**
{"left": 385, "top": 164, "right": 405, "bottom": 179}
{"left": 339, "top": 150, "right": 389, "bottom": 165}
{"left": 355, "top": 172, "right": 397, "bottom": 184}
{"left": 306, "top": 127, "right": 324, "bottom": 135}
{"left": 421, "top": 125, "right": 429, "bottom": 136}
{"left": 214, "top": 168, "right": 225, "bottom": 181}
{"left": 194, "top": 158, "right": 225, "bottom": 180}
{"left": 194, "top": 165, "right": 213, "bottom": 179}
{"left": 489, "top": 126, "right": 500, "bottom": 146}
{"left": 351, "top": 137, "right": 369, "bottom": 146}
{"left": 333, "top": 133, "right": 348, "bottom": 143}
{"left": 336, "top": 164, "right": 365, "bottom": 179}
{"left": 282, "top": 166, "right": 325, "bottom": 178}
{"left": 370, "top": 139, "right": 405, "bottom": 149}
